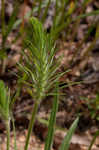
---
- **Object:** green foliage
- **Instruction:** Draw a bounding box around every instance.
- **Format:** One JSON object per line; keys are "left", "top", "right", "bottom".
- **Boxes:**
{"left": 19, "top": 17, "right": 63, "bottom": 102}
{"left": 12, "top": 0, "right": 99, "bottom": 41}
{"left": 88, "top": 130, "right": 99, "bottom": 150}
{"left": 0, "top": 0, "right": 19, "bottom": 74}
{"left": 44, "top": 83, "right": 59, "bottom": 150}
{"left": 0, "top": 81, "right": 11, "bottom": 150}
{"left": 89, "top": 93, "right": 99, "bottom": 120}
{"left": 1, "top": 1, "right": 99, "bottom": 149}
{"left": 18, "top": 17, "right": 78, "bottom": 150}
{"left": 0, "top": 80, "right": 10, "bottom": 121}
{"left": 0, "top": 81, "right": 17, "bottom": 150}
{"left": 41, "top": 0, "right": 51, "bottom": 23}
{"left": 18, "top": 16, "right": 67, "bottom": 150}
{"left": 1, "top": 1, "right": 19, "bottom": 51}
{"left": 80, "top": 93, "right": 99, "bottom": 121}
{"left": 59, "top": 117, "right": 79, "bottom": 150}
{"left": 45, "top": 83, "right": 79, "bottom": 150}
{"left": 3, "top": 3, "right": 19, "bottom": 46}
{"left": 0, "top": 80, "right": 78, "bottom": 150}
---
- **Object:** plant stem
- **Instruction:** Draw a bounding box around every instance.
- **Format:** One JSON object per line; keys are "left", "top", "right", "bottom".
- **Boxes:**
{"left": 41, "top": 0, "right": 51, "bottom": 23}
{"left": 37, "top": 0, "right": 42, "bottom": 18}
{"left": 24, "top": 100, "right": 39, "bottom": 150}
{"left": 1, "top": 58, "right": 7, "bottom": 75}
{"left": 12, "top": 117, "right": 17, "bottom": 150}
{"left": 88, "top": 130, "right": 99, "bottom": 150}
{"left": 6, "top": 119, "right": 10, "bottom": 150}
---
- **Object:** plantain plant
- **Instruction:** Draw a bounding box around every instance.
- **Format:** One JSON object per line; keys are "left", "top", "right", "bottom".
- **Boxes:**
{"left": 18, "top": 16, "right": 63, "bottom": 150}
{"left": 0, "top": 17, "right": 79, "bottom": 150}
{"left": 18, "top": 17, "right": 79, "bottom": 150}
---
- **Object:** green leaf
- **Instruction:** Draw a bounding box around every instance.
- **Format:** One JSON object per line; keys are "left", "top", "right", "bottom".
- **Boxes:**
{"left": 41, "top": 0, "right": 51, "bottom": 23}
{"left": 74, "top": 10, "right": 99, "bottom": 21}
{"left": 0, "top": 50, "right": 7, "bottom": 59}
{"left": 0, "top": 81, "right": 10, "bottom": 121}
{"left": 3, "top": 2, "right": 19, "bottom": 44}
{"left": 44, "top": 83, "right": 59, "bottom": 150}
{"left": 0, "top": 80, "right": 7, "bottom": 108}
{"left": 88, "top": 130, "right": 99, "bottom": 150}
{"left": 30, "top": 17, "right": 45, "bottom": 49}
{"left": 59, "top": 117, "right": 79, "bottom": 150}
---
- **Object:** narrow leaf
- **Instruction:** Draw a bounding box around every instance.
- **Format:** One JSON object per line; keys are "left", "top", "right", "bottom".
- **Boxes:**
{"left": 4, "top": 2, "right": 19, "bottom": 43}
{"left": 59, "top": 117, "right": 79, "bottom": 150}
{"left": 88, "top": 130, "right": 99, "bottom": 150}
{"left": 44, "top": 83, "right": 59, "bottom": 150}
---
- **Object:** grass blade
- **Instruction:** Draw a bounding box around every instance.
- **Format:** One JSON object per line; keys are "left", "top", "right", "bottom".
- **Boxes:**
{"left": 59, "top": 117, "right": 79, "bottom": 150}
{"left": 88, "top": 130, "right": 99, "bottom": 150}
{"left": 44, "top": 83, "right": 59, "bottom": 150}
{"left": 4, "top": 2, "right": 19, "bottom": 43}
{"left": 41, "top": 0, "right": 51, "bottom": 23}
{"left": 74, "top": 10, "right": 99, "bottom": 21}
